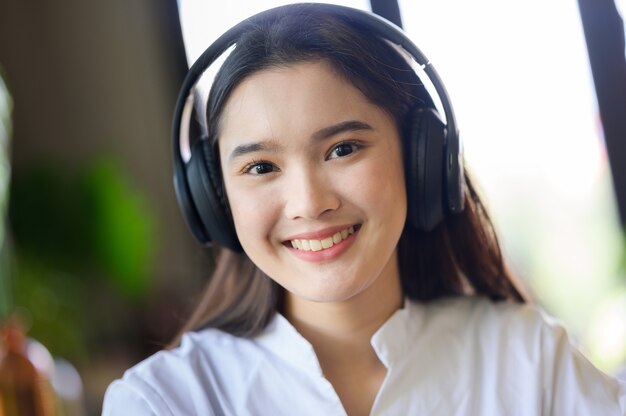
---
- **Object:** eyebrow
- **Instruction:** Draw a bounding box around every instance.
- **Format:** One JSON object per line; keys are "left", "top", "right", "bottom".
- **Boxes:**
{"left": 229, "top": 141, "right": 278, "bottom": 161}
{"left": 229, "top": 120, "right": 374, "bottom": 161}
{"left": 311, "top": 120, "right": 374, "bottom": 141}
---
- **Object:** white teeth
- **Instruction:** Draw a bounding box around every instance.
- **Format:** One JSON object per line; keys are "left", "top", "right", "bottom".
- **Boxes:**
{"left": 310, "top": 240, "right": 322, "bottom": 251}
{"left": 289, "top": 226, "right": 358, "bottom": 252}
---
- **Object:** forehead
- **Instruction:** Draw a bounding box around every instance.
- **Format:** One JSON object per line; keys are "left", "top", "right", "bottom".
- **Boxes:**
{"left": 217, "top": 61, "right": 389, "bottom": 148}
{"left": 222, "top": 60, "right": 357, "bottom": 116}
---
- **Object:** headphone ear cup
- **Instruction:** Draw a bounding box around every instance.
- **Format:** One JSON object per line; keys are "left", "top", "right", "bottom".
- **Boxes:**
{"left": 174, "top": 156, "right": 210, "bottom": 245}
{"left": 405, "top": 108, "right": 446, "bottom": 231}
{"left": 186, "top": 139, "right": 242, "bottom": 251}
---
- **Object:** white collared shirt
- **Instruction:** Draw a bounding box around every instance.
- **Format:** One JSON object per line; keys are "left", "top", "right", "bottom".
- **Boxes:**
{"left": 102, "top": 297, "right": 626, "bottom": 415}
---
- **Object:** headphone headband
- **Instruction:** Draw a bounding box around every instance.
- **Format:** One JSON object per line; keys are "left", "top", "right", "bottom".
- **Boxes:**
{"left": 173, "top": 3, "right": 465, "bottom": 249}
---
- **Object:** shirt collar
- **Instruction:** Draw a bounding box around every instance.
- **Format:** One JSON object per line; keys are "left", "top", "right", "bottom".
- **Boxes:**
{"left": 370, "top": 298, "right": 423, "bottom": 368}
{"left": 254, "top": 299, "right": 423, "bottom": 374}
{"left": 254, "top": 313, "right": 325, "bottom": 376}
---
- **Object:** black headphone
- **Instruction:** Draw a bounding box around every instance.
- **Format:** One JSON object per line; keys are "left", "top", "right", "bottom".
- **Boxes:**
{"left": 172, "top": 3, "right": 466, "bottom": 252}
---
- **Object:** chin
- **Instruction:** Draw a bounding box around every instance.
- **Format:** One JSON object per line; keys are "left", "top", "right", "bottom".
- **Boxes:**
{"left": 285, "top": 276, "right": 375, "bottom": 304}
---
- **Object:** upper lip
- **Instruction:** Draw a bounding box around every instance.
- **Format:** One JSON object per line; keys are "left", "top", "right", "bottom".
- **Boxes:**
{"left": 283, "top": 223, "right": 358, "bottom": 241}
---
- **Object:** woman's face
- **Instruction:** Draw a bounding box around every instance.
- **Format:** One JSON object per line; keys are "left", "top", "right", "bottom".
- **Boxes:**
{"left": 218, "top": 61, "right": 407, "bottom": 304}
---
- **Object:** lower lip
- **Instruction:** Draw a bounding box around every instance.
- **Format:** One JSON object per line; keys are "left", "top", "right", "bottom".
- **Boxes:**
{"left": 286, "top": 229, "right": 359, "bottom": 263}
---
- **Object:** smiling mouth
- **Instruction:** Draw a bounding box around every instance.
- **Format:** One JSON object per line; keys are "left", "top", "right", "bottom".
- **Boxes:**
{"left": 287, "top": 225, "right": 361, "bottom": 252}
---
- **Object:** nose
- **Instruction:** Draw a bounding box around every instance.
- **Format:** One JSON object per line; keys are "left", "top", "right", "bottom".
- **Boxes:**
{"left": 283, "top": 166, "right": 341, "bottom": 220}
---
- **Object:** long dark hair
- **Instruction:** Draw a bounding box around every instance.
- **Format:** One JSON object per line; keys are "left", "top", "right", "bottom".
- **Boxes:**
{"left": 174, "top": 4, "right": 527, "bottom": 342}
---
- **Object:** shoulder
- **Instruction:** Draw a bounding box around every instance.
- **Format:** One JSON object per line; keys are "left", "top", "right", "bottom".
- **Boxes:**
{"left": 408, "top": 295, "right": 595, "bottom": 368}
{"left": 102, "top": 327, "right": 265, "bottom": 415}
{"left": 122, "top": 326, "right": 264, "bottom": 384}
{"left": 409, "top": 295, "right": 552, "bottom": 342}
{"left": 405, "top": 296, "right": 626, "bottom": 414}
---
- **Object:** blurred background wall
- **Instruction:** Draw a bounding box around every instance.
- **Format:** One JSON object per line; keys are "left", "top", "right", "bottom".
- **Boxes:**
{"left": 0, "top": 0, "right": 213, "bottom": 413}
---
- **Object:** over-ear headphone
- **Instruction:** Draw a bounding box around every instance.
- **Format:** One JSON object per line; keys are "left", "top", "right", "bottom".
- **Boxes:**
{"left": 172, "top": 3, "right": 466, "bottom": 252}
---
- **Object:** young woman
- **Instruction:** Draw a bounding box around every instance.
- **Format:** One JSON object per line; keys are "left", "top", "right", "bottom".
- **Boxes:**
{"left": 103, "top": 4, "right": 626, "bottom": 415}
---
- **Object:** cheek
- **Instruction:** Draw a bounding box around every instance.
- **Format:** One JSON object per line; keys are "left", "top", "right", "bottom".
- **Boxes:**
{"left": 354, "top": 144, "right": 407, "bottom": 218}
{"left": 224, "top": 181, "right": 279, "bottom": 244}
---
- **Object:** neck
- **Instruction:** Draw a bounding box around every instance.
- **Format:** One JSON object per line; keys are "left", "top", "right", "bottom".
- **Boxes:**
{"left": 284, "top": 252, "right": 403, "bottom": 366}
{"left": 284, "top": 252, "right": 402, "bottom": 415}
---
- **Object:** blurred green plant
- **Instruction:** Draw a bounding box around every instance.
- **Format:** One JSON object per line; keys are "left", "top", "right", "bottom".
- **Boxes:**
{"left": 10, "top": 159, "right": 156, "bottom": 298}
{"left": 8, "top": 157, "right": 157, "bottom": 361}
{"left": 84, "top": 160, "right": 155, "bottom": 298}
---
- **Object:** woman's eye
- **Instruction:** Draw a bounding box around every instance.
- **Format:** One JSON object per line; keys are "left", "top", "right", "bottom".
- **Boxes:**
{"left": 328, "top": 142, "right": 358, "bottom": 159}
{"left": 244, "top": 161, "right": 276, "bottom": 175}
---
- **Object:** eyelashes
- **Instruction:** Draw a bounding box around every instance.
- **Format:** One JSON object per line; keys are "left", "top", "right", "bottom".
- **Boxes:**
{"left": 240, "top": 140, "right": 365, "bottom": 176}
{"left": 327, "top": 141, "right": 361, "bottom": 159}
{"left": 241, "top": 159, "right": 277, "bottom": 175}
